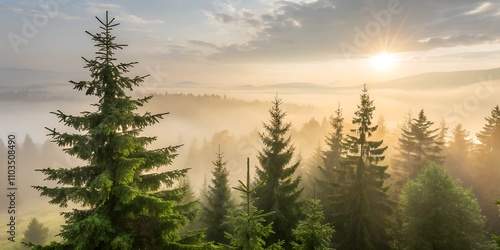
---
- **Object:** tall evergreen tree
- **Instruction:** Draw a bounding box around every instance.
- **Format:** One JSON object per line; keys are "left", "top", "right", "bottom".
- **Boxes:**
{"left": 389, "top": 111, "right": 413, "bottom": 196}
{"left": 254, "top": 96, "right": 302, "bottom": 248}
{"left": 299, "top": 144, "right": 323, "bottom": 200}
{"left": 316, "top": 104, "right": 346, "bottom": 226}
{"left": 437, "top": 118, "right": 449, "bottom": 156}
{"left": 445, "top": 123, "right": 472, "bottom": 180}
{"left": 201, "top": 147, "right": 235, "bottom": 245}
{"left": 32, "top": 12, "right": 206, "bottom": 249}
{"left": 21, "top": 134, "right": 40, "bottom": 160}
{"left": 20, "top": 134, "right": 42, "bottom": 202}
{"left": 373, "top": 115, "right": 388, "bottom": 141}
{"left": 22, "top": 218, "right": 49, "bottom": 247}
{"left": 178, "top": 176, "right": 197, "bottom": 205}
{"left": 393, "top": 109, "right": 443, "bottom": 180}
{"left": 335, "top": 84, "right": 393, "bottom": 250}
{"left": 474, "top": 105, "right": 500, "bottom": 234}
{"left": 475, "top": 105, "right": 500, "bottom": 172}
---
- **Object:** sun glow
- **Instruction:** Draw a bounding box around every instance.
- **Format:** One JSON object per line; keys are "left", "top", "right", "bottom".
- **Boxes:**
{"left": 371, "top": 53, "right": 397, "bottom": 70}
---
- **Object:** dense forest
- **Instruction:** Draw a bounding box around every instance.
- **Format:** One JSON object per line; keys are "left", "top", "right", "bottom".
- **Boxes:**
{"left": 3, "top": 12, "right": 500, "bottom": 250}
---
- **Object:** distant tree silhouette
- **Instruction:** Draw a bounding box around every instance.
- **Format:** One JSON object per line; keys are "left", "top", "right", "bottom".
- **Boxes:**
{"left": 445, "top": 123, "right": 472, "bottom": 181}
{"left": 393, "top": 109, "right": 443, "bottom": 180}
{"left": 201, "top": 147, "right": 235, "bottom": 245}
{"left": 22, "top": 218, "right": 49, "bottom": 247}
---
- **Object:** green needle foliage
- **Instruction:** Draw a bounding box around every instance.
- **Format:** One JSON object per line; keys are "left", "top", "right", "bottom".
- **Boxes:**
{"left": 32, "top": 12, "right": 207, "bottom": 250}
{"left": 225, "top": 158, "right": 283, "bottom": 250}
{"left": 292, "top": 199, "right": 334, "bottom": 250}
{"left": 335, "top": 84, "right": 394, "bottom": 250}
{"left": 317, "top": 104, "right": 347, "bottom": 227}
{"left": 253, "top": 96, "right": 302, "bottom": 248}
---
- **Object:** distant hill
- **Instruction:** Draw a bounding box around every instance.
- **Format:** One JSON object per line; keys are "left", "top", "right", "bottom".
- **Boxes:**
{"left": 232, "top": 82, "right": 329, "bottom": 90}
{"left": 0, "top": 67, "right": 86, "bottom": 90}
{"left": 264, "top": 82, "right": 327, "bottom": 89}
{"left": 230, "top": 68, "right": 500, "bottom": 91}
{"left": 3, "top": 67, "right": 500, "bottom": 94}
{"left": 170, "top": 81, "right": 203, "bottom": 87}
{"left": 368, "top": 68, "right": 500, "bottom": 90}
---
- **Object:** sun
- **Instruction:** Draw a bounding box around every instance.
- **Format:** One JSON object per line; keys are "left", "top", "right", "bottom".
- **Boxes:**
{"left": 371, "top": 52, "right": 397, "bottom": 70}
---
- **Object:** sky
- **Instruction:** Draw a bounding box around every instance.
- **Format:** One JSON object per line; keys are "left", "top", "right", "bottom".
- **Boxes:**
{"left": 1, "top": 0, "right": 500, "bottom": 86}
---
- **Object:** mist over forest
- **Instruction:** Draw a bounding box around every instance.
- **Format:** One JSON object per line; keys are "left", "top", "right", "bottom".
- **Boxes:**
{"left": 2, "top": 2, "right": 500, "bottom": 248}
{"left": 1, "top": 75, "right": 500, "bottom": 248}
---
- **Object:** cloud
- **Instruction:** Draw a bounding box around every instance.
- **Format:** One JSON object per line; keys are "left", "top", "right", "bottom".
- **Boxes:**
{"left": 465, "top": 2, "right": 492, "bottom": 15}
{"left": 115, "top": 13, "right": 164, "bottom": 24}
{"left": 87, "top": 3, "right": 121, "bottom": 15}
{"left": 3, "top": 5, "right": 81, "bottom": 20}
{"left": 202, "top": 0, "right": 500, "bottom": 62}
{"left": 87, "top": 2, "right": 164, "bottom": 24}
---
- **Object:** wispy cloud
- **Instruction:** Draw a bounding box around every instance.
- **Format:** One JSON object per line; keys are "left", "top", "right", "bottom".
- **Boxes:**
{"left": 3, "top": 5, "right": 81, "bottom": 20}
{"left": 465, "top": 2, "right": 492, "bottom": 15}
{"left": 115, "top": 13, "right": 164, "bottom": 24}
{"left": 87, "top": 2, "right": 164, "bottom": 24}
{"left": 87, "top": 3, "right": 121, "bottom": 15}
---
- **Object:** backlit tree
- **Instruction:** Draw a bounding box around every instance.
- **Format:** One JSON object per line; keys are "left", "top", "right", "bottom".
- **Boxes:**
{"left": 32, "top": 12, "right": 206, "bottom": 249}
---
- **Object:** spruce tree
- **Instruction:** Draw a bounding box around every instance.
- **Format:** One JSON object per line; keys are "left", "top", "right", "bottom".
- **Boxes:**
{"left": 475, "top": 105, "right": 500, "bottom": 170}
{"left": 253, "top": 96, "right": 302, "bottom": 248}
{"left": 445, "top": 123, "right": 472, "bottom": 179}
{"left": 299, "top": 144, "right": 323, "bottom": 200}
{"left": 20, "top": 134, "right": 42, "bottom": 202}
{"left": 335, "top": 84, "right": 393, "bottom": 250}
{"left": 316, "top": 104, "right": 346, "bottom": 226}
{"left": 32, "top": 12, "right": 206, "bottom": 249}
{"left": 178, "top": 176, "right": 197, "bottom": 204}
{"left": 389, "top": 111, "right": 413, "bottom": 195}
{"left": 201, "top": 147, "right": 235, "bottom": 245}
{"left": 437, "top": 118, "right": 449, "bottom": 156}
{"left": 22, "top": 218, "right": 49, "bottom": 247}
{"left": 393, "top": 109, "right": 443, "bottom": 179}
{"left": 21, "top": 134, "right": 40, "bottom": 160}
{"left": 292, "top": 199, "right": 334, "bottom": 250}
{"left": 474, "top": 105, "right": 500, "bottom": 234}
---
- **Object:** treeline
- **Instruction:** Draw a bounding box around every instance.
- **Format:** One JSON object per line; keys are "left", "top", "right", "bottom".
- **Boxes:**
{"left": 0, "top": 134, "right": 68, "bottom": 204}
{"left": 0, "top": 90, "right": 70, "bottom": 102}
{"left": 184, "top": 88, "right": 500, "bottom": 249}
{"left": 20, "top": 87, "right": 500, "bottom": 249}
